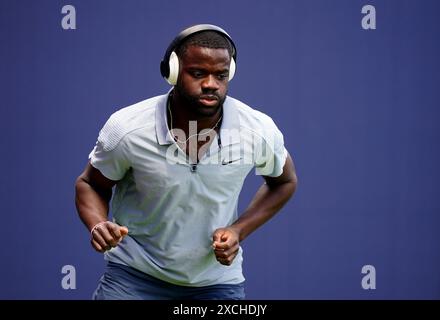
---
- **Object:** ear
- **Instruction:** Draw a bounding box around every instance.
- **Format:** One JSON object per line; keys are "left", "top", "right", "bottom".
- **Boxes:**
{"left": 166, "top": 51, "right": 179, "bottom": 85}
{"left": 228, "top": 58, "right": 236, "bottom": 81}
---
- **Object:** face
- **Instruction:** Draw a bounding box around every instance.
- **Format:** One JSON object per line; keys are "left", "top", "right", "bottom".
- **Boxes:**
{"left": 175, "top": 45, "right": 231, "bottom": 117}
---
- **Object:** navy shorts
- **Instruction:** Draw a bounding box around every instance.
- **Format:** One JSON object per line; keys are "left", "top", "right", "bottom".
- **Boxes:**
{"left": 92, "top": 261, "right": 245, "bottom": 300}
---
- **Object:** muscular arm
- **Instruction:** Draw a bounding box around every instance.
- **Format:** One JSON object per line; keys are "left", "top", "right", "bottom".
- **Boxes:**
{"left": 75, "top": 162, "right": 128, "bottom": 252}
{"left": 75, "top": 162, "right": 115, "bottom": 230}
{"left": 212, "top": 152, "right": 297, "bottom": 265}
{"left": 232, "top": 152, "right": 297, "bottom": 241}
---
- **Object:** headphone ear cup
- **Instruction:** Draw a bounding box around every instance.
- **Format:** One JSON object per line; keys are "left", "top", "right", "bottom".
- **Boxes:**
{"left": 166, "top": 51, "right": 179, "bottom": 85}
{"left": 228, "top": 58, "right": 236, "bottom": 81}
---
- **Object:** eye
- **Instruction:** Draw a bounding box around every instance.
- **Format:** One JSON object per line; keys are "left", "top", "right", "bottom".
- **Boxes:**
{"left": 217, "top": 73, "right": 228, "bottom": 80}
{"left": 191, "top": 71, "right": 204, "bottom": 78}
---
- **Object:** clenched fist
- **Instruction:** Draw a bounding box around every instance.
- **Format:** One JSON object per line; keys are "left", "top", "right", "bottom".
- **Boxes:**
{"left": 90, "top": 221, "right": 128, "bottom": 253}
{"left": 212, "top": 227, "right": 240, "bottom": 266}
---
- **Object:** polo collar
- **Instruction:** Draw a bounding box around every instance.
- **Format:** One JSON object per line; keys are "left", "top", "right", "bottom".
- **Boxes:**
{"left": 155, "top": 91, "right": 241, "bottom": 146}
{"left": 155, "top": 90, "right": 175, "bottom": 145}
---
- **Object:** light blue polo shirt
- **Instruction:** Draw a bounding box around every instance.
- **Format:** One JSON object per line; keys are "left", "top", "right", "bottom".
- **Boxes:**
{"left": 89, "top": 92, "right": 287, "bottom": 286}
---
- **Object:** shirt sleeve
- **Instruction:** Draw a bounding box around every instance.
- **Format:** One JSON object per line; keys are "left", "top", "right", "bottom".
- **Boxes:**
{"left": 88, "top": 118, "right": 130, "bottom": 181}
{"left": 254, "top": 118, "right": 288, "bottom": 177}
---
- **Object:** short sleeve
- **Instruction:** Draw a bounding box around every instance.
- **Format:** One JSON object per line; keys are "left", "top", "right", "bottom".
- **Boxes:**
{"left": 254, "top": 119, "right": 288, "bottom": 177}
{"left": 88, "top": 117, "right": 130, "bottom": 181}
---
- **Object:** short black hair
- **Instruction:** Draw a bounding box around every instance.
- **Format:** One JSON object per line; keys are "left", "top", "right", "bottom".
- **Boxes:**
{"left": 176, "top": 30, "right": 233, "bottom": 59}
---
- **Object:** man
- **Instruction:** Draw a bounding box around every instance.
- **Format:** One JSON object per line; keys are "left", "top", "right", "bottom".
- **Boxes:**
{"left": 75, "top": 24, "right": 297, "bottom": 300}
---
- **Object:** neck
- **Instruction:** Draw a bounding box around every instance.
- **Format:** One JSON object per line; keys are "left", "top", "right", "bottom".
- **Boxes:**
{"left": 168, "top": 91, "right": 223, "bottom": 134}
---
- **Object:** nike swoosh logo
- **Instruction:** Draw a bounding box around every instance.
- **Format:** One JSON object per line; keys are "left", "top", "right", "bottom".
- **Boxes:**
{"left": 221, "top": 158, "right": 242, "bottom": 165}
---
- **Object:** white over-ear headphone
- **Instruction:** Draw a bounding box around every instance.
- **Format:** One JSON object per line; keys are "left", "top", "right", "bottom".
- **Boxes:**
{"left": 160, "top": 24, "right": 237, "bottom": 86}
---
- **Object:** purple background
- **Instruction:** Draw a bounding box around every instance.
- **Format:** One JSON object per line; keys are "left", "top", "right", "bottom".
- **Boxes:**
{"left": 1, "top": 0, "right": 439, "bottom": 299}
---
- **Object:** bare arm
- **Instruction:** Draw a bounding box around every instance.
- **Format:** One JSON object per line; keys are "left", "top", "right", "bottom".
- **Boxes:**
{"left": 212, "top": 152, "right": 297, "bottom": 265}
{"left": 232, "top": 152, "right": 297, "bottom": 241}
{"left": 75, "top": 162, "right": 128, "bottom": 252}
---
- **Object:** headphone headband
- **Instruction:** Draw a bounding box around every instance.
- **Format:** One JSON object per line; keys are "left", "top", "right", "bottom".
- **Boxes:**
{"left": 160, "top": 24, "right": 237, "bottom": 83}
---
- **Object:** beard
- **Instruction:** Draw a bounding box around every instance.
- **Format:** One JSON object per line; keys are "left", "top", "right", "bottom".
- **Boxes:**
{"left": 174, "top": 85, "right": 226, "bottom": 117}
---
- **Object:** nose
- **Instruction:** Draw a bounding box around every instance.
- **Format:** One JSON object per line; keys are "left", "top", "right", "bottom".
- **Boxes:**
{"left": 201, "top": 74, "right": 219, "bottom": 91}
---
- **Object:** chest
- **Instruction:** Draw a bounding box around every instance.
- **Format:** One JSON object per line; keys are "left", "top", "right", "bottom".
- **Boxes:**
{"left": 128, "top": 140, "right": 254, "bottom": 199}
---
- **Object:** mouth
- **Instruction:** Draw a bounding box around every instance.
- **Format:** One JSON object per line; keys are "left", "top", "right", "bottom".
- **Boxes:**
{"left": 198, "top": 95, "right": 219, "bottom": 107}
